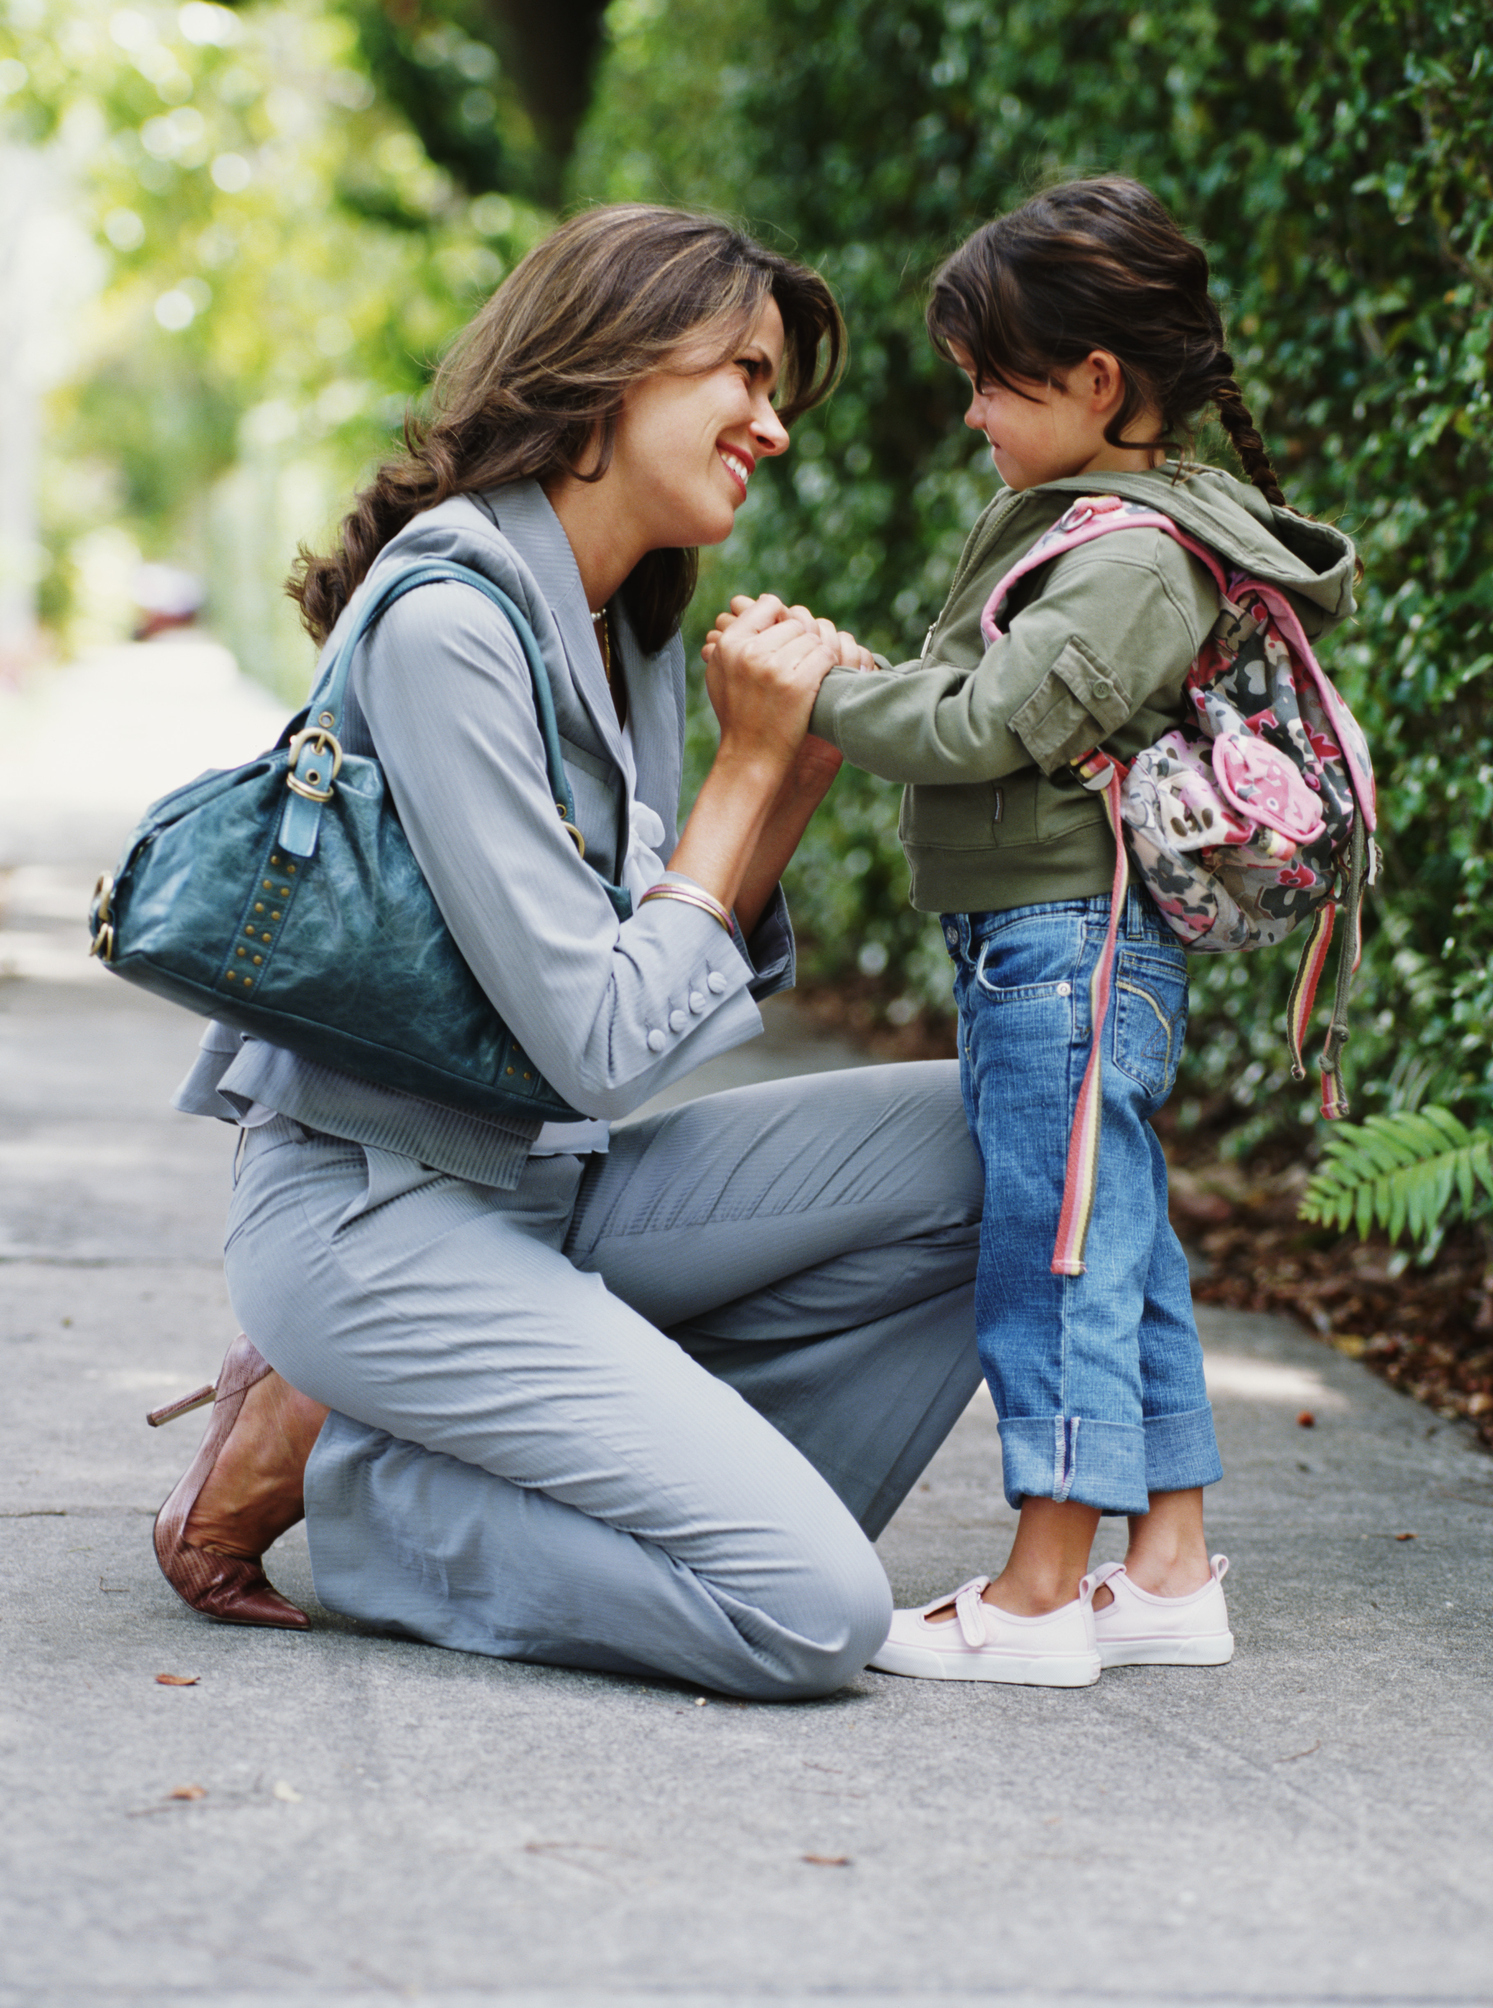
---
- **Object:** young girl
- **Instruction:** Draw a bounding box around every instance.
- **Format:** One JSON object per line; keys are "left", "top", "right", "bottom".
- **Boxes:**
{"left": 717, "top": 177, "right": 1357, "bottom": 1684}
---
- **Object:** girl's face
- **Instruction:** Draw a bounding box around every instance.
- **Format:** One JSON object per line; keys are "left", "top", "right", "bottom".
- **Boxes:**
{"left": 951, "top": 343, "right": 1149, "bottom": 492}
{"left": 609, "top": 297, "right": 791, "bottom": 551}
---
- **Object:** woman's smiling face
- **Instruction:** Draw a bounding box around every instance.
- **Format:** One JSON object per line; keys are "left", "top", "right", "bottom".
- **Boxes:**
{"left": 609, "top": 295, "right": 791, "bottom": 551}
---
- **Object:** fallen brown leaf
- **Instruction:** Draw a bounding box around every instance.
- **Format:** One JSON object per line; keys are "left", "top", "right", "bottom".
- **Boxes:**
{"left": 168, "top": 1784, "right": 206, "bottom": 1800}
{"left": 1296, "top": 1410, "right": 1316, "bottom": 1428}
{"left": 1395, "top": 1531, "right": 1417, "bottom": 1541}
{"left": 1273, "top": 1742, "right": 1320, "bottom": 1764}
{"left": 802, "top": 1853, "right": 851, "bottom": 1867}
{"left": 155, "top": 1673, "right": 199, "bottom": 1686}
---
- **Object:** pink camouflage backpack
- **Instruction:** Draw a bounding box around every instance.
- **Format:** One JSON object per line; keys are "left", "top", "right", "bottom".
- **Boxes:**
{"left": 980, "top": 493, "right": 1379, "bottom": 1276}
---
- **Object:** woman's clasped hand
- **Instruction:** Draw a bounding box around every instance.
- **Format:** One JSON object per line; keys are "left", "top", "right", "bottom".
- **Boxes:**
{"left": 704, "top": 591, "right": 876, "bottom": 699}
{"left": 665, "top": 591, "right": 866, "bottom": 939}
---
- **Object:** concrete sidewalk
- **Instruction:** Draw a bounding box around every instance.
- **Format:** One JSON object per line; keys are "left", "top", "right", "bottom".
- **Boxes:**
{"left": 2, "top": 648, "right": 1492, "bottom": 2006}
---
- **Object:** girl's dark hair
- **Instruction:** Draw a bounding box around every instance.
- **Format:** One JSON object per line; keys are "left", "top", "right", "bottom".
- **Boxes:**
{"left": 290, "top": 205, "right": 844, "bottom": 650}
{"left": 926, "top": 177, "right": 1286, "bottom": 506}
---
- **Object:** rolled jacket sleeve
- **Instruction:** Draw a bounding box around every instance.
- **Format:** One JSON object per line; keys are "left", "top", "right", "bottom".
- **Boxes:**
{"left": 739, "top": 881, "right": 795, "bottom": 999}
{"left": 810, "top": 535, "right": 1216, "bottom": 786}
{"left": 356, "top": 589, "right": 768, "bottom": 1122}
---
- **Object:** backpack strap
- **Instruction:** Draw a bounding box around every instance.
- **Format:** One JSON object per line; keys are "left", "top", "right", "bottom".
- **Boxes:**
{"left": 1286, "top": 903, "right": 1336, "bottom": 1088}
{"left": 1226, "top": 580, "right": 1377, "bottom": 833}
{"left": 980, "top": 495, "right": 1228, "bottom": 644}
{"left": 1050, "top": 747, "right": 1130, "bottom": 1276}
{"left": 1286, "top": 812, "right": 1369, "bottom": 1117}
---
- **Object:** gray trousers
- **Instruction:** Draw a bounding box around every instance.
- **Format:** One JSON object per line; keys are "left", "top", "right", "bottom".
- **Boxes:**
{"left": 225, "top": 1062, "right": 982, "bottom": 1699}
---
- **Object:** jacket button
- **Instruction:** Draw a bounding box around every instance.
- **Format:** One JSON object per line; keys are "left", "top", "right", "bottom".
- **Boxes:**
{"left": 646, "top": 1028, "right": 666, "bottom": 1053}
{"left": 707, "top": 971, "right": 727, "bottom": 994}
{"left": 688, "top": 991, "right": 706, "bottom": 1013}
{"left": 668, "top": 1009, "right": 685, "bottom": 1033}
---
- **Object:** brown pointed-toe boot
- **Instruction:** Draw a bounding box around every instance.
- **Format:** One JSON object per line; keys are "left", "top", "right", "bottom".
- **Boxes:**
{"left": 149, "top": 1334, "right": 320, "bottom": 1630}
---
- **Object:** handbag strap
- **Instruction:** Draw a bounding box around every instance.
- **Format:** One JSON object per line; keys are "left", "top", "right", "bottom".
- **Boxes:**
{"left": 278, "top": 560, "right": 579, "bottom": 859}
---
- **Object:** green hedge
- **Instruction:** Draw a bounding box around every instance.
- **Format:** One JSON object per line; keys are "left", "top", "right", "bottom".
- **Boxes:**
{"left": 577, "top": 0, "right": 1493, "bottom": 1132}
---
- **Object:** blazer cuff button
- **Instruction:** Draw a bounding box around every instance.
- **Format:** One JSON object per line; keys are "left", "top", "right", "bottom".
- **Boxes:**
{"left": 646, "top": 1028, "right": 667, "bottom": 1053}
{"left": 688, "top": 991, "right": 706, "bottom": 1013}
{"left": 706, "top": 971, "right": 728, "bottom": 994}
{"left": 668, "top": 1009, "right": 686, "bottom": 1033}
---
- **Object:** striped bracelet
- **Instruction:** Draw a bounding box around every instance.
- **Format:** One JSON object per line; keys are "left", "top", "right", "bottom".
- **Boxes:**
{"left": 639, "top": 883, "right": 736, "bottom": 936}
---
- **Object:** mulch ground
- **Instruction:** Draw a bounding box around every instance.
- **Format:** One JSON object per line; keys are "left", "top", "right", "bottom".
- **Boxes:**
{"left": 794, "top": 983, "right": 1493, "bottom": 1452}
{"left": 1167, "top": 1148, "right": 1493, "bottom": 1450}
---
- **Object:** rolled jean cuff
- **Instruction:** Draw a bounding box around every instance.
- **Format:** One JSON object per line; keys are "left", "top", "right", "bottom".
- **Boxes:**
{"left": 996, "top": 1415, "right": 1150, "bottom": 1517}
{"left": 1144, "top": 1402, "right": 1223, "bottom": 1495}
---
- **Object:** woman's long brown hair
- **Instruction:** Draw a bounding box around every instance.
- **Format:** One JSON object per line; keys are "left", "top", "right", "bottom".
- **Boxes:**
{"left": 926, "top": 177, "right": 1287, "bottom": 506}
{"left": 290, "top": 205, "right": 845, "bottom": 652}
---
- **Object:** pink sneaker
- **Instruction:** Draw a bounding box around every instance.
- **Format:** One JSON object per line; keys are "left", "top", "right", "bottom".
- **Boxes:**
{"left": 869, "top": 1575, "right": 1101, "bottom": 1687}
{"left": 1090, "top": 1555, "right": 1234, "bottom": 1667}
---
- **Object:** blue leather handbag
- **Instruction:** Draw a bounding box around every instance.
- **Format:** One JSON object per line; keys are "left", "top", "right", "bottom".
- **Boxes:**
{"left": 86, "top": 559, "right": 630, "bottom": 1123}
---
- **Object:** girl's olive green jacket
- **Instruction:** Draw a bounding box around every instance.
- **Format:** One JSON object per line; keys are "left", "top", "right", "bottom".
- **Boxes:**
{"left": 808, "top": 464, "right": 1357, "bottom": 916}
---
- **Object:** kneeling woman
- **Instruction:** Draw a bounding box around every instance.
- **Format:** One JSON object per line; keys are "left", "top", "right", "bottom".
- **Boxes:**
{"left": 152, "top": 206, "right": 983, "bottom": 1699}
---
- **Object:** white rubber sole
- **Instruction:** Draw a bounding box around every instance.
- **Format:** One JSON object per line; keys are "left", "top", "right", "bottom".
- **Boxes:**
{"left": 1097, "top": 1629, "right": 1235, "bottom": 1669}
{"left": 869, "top": 1639, "right": 1101, "bottom": 1687}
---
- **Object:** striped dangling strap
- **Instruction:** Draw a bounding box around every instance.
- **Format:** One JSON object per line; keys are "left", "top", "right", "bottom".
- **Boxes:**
{"left": 1284, "top": 813, "right": 1368, "bottom": 1119}
{"left": 1317, "top": 814, "right": 1368, "bottom": 1120}
{"left": 1286, "top": 902, "right": 1336, "bottom": 1083}
{"left": 1051, "top": 759, "right": 1130, "bottom": 1278}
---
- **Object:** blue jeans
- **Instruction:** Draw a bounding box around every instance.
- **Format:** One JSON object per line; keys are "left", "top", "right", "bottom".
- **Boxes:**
{"left": 944, "top": 892, "right": 1222, "bottom": 1517}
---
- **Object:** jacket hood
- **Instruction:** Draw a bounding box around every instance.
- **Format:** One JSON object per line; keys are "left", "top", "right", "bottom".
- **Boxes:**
{"left": 1034, "top": 464, "right": 1356, "bottom": 637}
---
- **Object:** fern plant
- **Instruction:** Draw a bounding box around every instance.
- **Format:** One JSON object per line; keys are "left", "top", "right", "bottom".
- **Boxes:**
{"left": 1299, "top": 1107, "right": 1493, "bottom": 1257}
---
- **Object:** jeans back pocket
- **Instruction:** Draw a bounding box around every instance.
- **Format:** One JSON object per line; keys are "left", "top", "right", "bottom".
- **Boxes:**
{"left": 1111, "top": 947, "right": 1188, "bottom": 1102}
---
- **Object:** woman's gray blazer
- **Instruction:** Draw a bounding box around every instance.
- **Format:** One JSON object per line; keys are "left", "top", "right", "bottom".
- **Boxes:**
{"left": 176, "top": 479, "right": 795, "bottom": 1178}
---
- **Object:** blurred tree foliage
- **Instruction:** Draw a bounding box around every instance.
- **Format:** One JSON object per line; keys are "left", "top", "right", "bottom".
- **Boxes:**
{"left": 0, "top": 0, "right": 548, "bottom": 692}
{"left": 575, "top": 0, "right": 1493, "bottom": 1135}
{"left": 339, "top": 0, "right": 608, "bottom": 205}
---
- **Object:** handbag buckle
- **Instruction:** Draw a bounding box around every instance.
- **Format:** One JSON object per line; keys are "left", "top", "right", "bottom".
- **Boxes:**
{"left": 285, "top": 727, "right": 344, "bottom": 804}
{"left": 559, "top": 805, "right": 586, "bottom": 859}
{"left": 89, "top": 873, "right": 115, "bottom": 960}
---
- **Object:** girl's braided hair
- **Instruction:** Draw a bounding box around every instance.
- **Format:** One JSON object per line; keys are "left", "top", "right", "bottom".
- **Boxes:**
{"left": 926, "top": 176, "right": 1285, "bottom": 505}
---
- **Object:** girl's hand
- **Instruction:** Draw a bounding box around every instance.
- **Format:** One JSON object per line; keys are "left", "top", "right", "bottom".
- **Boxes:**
{"left": 781, "top": 603, "right": 877, "bottom": 675}
{"left": 706, "top": 594, "right": 876, "bottom": 673}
